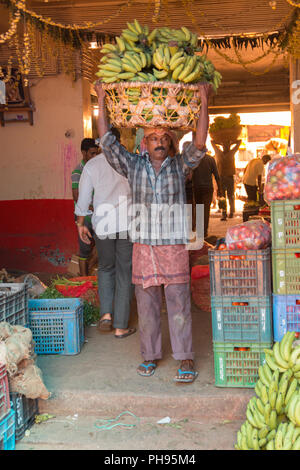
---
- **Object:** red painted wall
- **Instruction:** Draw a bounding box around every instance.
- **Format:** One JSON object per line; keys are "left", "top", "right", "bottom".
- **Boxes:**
{"left": 0, "top": 199, "right": 78, "bottom": 273}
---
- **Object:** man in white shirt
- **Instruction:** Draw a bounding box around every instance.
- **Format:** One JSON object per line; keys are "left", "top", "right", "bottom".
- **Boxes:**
{"left": 75, "top": 128, "right": 135, "bottom": 339}
{"left": 243, "top": 154, "right": 271, "bottom": 202}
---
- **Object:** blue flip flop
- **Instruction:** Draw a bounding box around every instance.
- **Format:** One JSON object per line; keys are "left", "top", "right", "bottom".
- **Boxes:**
{"left": 137, "top": 362, "right": 157, "bottom": 377}
{"left": 174, "top": 369, "right": 198, "bottom": 383}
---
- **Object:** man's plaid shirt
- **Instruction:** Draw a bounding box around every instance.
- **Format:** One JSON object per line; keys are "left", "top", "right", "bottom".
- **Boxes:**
{"left": 100, "top": 131, "right": 206, "bottom": 245}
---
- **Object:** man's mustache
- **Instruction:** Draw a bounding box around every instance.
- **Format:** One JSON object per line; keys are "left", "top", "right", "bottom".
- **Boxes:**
{"left": 154, "top": 146, "right": 165, "bottom": 151}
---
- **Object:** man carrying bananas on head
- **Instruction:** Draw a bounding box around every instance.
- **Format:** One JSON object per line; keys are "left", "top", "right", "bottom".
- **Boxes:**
{"left": 94, "top": 81, "right": 211, "bottom": 384}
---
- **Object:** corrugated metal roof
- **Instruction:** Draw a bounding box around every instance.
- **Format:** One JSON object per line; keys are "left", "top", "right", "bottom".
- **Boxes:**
{"left": 27, "top": 0, "right": 293, "bottom": 36}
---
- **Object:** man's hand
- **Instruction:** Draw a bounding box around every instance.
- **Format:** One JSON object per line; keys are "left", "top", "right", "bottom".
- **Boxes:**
{"left": 78, "top": 225, "right": 92, "bottom": 245}
{"left": 198, "top": 83, "right": 213, "bottom": 102}
{"left": 94, "top": 81, "right": 106, "bottom": 103}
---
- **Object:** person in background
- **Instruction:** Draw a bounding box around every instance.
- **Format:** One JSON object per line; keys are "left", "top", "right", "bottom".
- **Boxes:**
{"left": 75, "top": 128, "right": 135, "bottom": 339}
{"left": 211, "top": 139, "right": 241, "bottom": 221}
{"left": 243, "top": 154, "right": 271, "bottom": 202}
{"left": 192, "top": 152, "right": 222, "bottom": 239}
{"left": 71, "top": 138, "right": 99, "bottom": 276}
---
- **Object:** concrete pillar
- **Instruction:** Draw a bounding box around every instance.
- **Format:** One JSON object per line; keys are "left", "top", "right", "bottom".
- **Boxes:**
{"left": 289, "top": 57, "right": 300, "bottom": 153}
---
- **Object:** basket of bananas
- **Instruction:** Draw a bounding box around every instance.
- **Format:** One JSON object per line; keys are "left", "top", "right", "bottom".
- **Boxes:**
{"left": 96, "top": 20, "right": 222, "bottom": 130}
{"left": 209, "top": 113, "right": 242, "bottom": 145}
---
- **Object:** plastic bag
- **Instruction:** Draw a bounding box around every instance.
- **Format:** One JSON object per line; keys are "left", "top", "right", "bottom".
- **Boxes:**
{"left": 264, "top": 154, "right": 300, "bottom": 203}
{"left": 225, "top": 220, "right": 271, "bottom": 250}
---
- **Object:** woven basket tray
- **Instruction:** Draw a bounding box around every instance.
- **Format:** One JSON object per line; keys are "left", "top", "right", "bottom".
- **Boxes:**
{"left": 101, "top": 81, "right": 203, "bottom": 130}
{"left": 209, "top": 126, "right": 242, "bottom": 145}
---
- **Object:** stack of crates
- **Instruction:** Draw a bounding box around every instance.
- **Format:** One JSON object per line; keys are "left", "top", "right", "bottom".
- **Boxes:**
{"left": 209, "top": 247, "right": 273, "bottom": 388}
{"left": 0, "top": 283, "right": 38, "bottom": 446}
{"left": 271, "top": 200, "right": 300, "bottom": 341}
{"left": 0, "top": 364, "right": 15, "bottom": 450}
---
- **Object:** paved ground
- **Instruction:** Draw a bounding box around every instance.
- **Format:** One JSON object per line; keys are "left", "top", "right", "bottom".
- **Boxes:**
{"left": 14, "top": 209, "right": 253, "bottom": 451}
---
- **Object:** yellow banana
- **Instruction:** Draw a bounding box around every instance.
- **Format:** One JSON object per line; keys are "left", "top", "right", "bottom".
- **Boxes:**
{"left": 285, "top": 378, "right": 298, "bottom": 406}
{"left": 122, "top": 30, "right": 139, "bottom": 43}
{"left": 96, "top": 69, "right": 119, "bottom": 77}
{"left": 163, "top": 45, "right": 171, "bottom": 65}
{"left": 147, "top": 28, "right": 157, "bottom": 44}
{"left": 153, "top": 68, "right": 169, "bottom": 79}
{"left": 139, "top": 52, "right": 147, "bottom": 68}
{"left": 127, "top": 21, "right": 139, "bottom": 35}
{"left": 292, "top": 435, "right": 300, "bottom": 450}
{"left": 181, "top": 26, "right": 191, "bottom": 41}
{"left": 118, "top": 72, "right": 136, "bottom": 80}
{"left": 263, "top": 362, "right": 273, "bottom": 384}
{"left": 183, "top": 63, "right": 202, "bottom": 83}
{"left": 121, "top": 60, "right": 138, "bottom": 74}
{"left": 292, "top": 426, "right": 300, "bottom": 444}
{"left": 100, "top": 43, "right": 118, "bottom": 53}
{"left": 273, "top": 341, "right": 289, "bottom": 369}
{"left": 134, "top": 19, "right": 143, "bottom": 35}
{"left": 269, "top": 390, "right": 277, "bottom": 409}
{"left": 260, "top": 384, "right": 269, "bottom": 405}
{"left": 264, "top": 403, "right": 271, "bottom": 425}
{"left": 258, "top": 426, "right": 269, "bottom": 440}
{"left": 289, "top": 345, "right": 300, "bottom": 368}
{"left": 101, "top": 76, "right": 119, "bottom": 83}
{"left": 275, "top": 392, "right": 283, "bottom": 415}
{"left": 246, "top": 408, "right": 257, "bottom": 428}
{"left": 266, "top": 439, "right": 275, "bottom": 450}
{"left": 269, "top": 410, "right": 277, "bottom": 430}
{"left": 280, "top": 331, "right": 295, "bottom": 362}
{"left": 294, "top": 400, "right": 300, "bottom": 425}
{"left": 115, "top": 36, "right": 126, "bottom": 53}
{"left": 170, "top": 56, "right": 186, "bottom": 72}
{"left": 265, "top": 351, "right": 286, "bottom": 373}
{"left": 275, "top": 429, "right": 283, "bottom": 450}
{"left": 101, "top": 63, "right": 122, "bottom": 73}
{"left": 178, "top": 56, "right": 197, "bottom": 81}
{"left": 287, "top": 393, "right": 299, "bottom": 424}
{"left": 267, "top": 429, "right": 276, "bottom": 442}
{"left": 252, "top": 428, "right": 259, "bottom": 450}
{"left": 255, "top": 397, "right": 265, "bottom": 416}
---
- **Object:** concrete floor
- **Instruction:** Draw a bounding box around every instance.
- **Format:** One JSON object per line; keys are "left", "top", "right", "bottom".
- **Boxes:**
{"left": 14, "top": 208, "right": 256, "bottom": 451}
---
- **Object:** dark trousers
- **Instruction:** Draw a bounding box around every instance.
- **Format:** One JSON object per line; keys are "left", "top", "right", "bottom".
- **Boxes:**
{"left": 94, "top": 233, "right": 134, "bottom": 329}
{"left": 194, "top": 187, "right": 213, "bottom": 238}
{"left": 244, "top": 184, "right": 258, "bottom": 202}
{"left": 220, "top": 176, "right": 235, "bottom": 216}
{"left": 135, "top": 283, "right": 194, "bottom": 361}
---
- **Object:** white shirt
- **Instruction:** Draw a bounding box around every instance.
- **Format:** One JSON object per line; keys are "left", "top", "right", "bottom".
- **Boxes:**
{"left": 75, "top": 152, "right": 132, "bottom": 237}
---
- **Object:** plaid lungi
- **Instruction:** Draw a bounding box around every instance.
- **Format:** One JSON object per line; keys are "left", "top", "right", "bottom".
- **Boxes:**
{"left": 132, "top": 243, "right": 190, "bottom": 288}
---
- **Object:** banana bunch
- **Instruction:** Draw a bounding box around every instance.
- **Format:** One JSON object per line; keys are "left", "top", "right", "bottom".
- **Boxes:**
{"left": 235, "top": 331, "right": 300, "bottom": 451}
{"left": 149, "top": 26, "right": 199, "bottom": 50}
{"left": 95, "top": 19, "right": 222, "bottom": 90}
{"left": 264, "top": 331, "right": 300, "bottom": 375}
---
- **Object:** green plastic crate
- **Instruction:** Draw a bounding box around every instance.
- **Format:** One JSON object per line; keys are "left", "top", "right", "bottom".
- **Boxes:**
{"left": 272, "top": 248, "right": 300, "bottom": 295}
{"left": 211, "top": 295, "right": 273, "bottom": 343}
{"left": 213, "top": 342, "right": 272, "bottom": 388}
{"left": 271, "top": 200, "right": 300, "bottom": 249}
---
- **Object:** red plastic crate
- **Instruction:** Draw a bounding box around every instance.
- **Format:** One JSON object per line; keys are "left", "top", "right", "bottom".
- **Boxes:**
{"left": 0, "top": 364, "right": 10, "bottom": 421}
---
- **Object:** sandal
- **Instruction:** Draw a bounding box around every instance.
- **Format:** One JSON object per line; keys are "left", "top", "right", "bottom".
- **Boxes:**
{"left": 115, "top": 328, "right": 136, "bottom": 339}
{"left": 174, "top": 360, "right": 198, "bottom": 383}
{"left": 137, "top": 361, "right": 157, "bottom": 377}
{"left": 97, "top": 317, "right": 112, "bottom": 332}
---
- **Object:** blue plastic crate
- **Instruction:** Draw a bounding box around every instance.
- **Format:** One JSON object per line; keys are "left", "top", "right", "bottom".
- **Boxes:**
{"left": 0, "top": 409, "right": 15, "bottom": 450}
{"left": 10, "top": 393, "right": 39, "bottom": 441}
{"left": 273, "top": 294, "right": 300, "bottom": 342}
{"left": 28, "top": 298, "right": 84, "bottom": 355}
{"left": 211, "top": 295, "right": 273, "bottom": 343}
